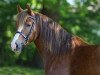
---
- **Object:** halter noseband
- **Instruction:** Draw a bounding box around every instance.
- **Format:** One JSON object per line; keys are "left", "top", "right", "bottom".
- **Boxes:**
{"left": 16, "top": 16, "right": 34, "bottom": 43}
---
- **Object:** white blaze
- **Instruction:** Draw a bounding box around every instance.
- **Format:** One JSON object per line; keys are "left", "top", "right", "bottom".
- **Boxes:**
{"left": 11, "top": 26, "right": 23, "bottom": 50}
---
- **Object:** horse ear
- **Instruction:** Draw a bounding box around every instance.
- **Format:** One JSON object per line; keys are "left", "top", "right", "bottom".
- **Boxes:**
{"left": 17, "top": 4, "right": 23, "bottom": 13}
{"left": 26, "top": 4, "right": 33, "bottom": 15}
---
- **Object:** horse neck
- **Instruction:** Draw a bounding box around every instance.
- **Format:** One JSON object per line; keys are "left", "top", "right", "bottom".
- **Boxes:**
{"left": 34, "top": 13, "right": 88, "bottom": 63}
{"left": 34, "top": 16, "right": 72, "bottom": 59}
{"left": 34, "top": 17, "right": 88, "bottom": 75}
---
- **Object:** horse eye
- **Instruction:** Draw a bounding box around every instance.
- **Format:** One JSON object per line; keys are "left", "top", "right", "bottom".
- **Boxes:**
{"left": 27, "top": 24, "right": 31, "bottom": 27}
{"left": 25, "top": 24, "right": 31, "bottom": 27}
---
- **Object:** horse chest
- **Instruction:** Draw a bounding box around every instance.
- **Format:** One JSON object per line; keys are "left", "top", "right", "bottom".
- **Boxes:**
{"left": 45, "top": 63, "right": 70, "bottom": 75}
{"left": 45, "top": 55, "right": 70, "bottom": 75}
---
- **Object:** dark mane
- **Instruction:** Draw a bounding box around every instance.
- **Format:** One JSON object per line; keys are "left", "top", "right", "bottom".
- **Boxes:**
{"left": 34, "top": 13, "right": 73, "bottom": 54}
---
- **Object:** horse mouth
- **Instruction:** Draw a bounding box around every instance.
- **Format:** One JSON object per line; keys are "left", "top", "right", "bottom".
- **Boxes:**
{"left": 11, "top": 44, "right": 23, "bottom": 54}
{"left": 12, "top": 48, "right": 22, "bottom": 54}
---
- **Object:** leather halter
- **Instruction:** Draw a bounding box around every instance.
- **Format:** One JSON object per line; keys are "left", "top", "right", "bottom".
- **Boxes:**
{"left": 16, "top": 16, "right": 34, "bottom": 43}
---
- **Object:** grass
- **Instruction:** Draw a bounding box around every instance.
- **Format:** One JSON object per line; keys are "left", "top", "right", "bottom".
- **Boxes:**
{"left": 0, "top": 66, "right": 44, "bottom": 75}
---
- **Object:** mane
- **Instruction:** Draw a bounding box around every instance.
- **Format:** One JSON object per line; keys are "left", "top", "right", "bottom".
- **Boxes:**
{"left": 34, "top": 13, "right": 73, "bottom": 54}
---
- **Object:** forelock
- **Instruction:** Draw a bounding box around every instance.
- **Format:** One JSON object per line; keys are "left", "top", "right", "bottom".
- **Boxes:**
{"left": 17, "top": 10, "right": 28, "bottom": 26}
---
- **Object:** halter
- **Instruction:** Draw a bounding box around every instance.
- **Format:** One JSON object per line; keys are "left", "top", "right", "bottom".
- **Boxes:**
{"left": 16, "top": 16, "right": 34, "bottom": 43}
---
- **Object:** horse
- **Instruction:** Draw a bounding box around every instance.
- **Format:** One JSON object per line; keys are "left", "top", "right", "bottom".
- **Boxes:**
{"left": 11, "top": 4, "right": 100, "bottom": 75}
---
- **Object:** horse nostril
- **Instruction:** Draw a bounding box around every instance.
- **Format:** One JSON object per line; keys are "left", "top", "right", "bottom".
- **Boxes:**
{"left": 15, "top": 42, "right": 18, "bottom": 49}
{"left": 21, "top": 43, "right": 24, "bottom": 45}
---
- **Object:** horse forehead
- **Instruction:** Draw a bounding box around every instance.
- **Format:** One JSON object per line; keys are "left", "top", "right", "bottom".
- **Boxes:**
{"left": 17, "top": 11, "right": 28, "bottom": 23}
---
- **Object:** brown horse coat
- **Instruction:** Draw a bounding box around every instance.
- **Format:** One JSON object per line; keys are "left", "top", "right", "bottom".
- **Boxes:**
{"left": 14, "top": 5, "right": 100, "bottom": 75}
{"left": 35, "top": 34, "right": 100, "bottom": 75}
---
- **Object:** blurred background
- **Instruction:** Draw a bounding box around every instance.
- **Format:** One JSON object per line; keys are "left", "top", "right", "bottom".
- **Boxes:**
{"left": 0, "top": 0, "right": 100, "bottom": 75}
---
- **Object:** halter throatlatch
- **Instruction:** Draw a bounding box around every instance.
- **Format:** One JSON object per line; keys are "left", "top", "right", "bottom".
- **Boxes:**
{"left": 16, "top": 16, "right": 34, "bottom": 43}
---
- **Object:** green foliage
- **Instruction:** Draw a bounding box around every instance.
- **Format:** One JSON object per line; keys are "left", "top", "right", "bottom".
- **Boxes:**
{"left": 0, "top": 66, "right": 44, "bottom": 75}
{"left": 0, "top": 0, "right": 100, "bottom": 67}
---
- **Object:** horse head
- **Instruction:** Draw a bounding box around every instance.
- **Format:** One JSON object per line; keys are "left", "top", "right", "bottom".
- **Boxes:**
{"left": 11, "top": 4, "right": 39, "bottom": 53}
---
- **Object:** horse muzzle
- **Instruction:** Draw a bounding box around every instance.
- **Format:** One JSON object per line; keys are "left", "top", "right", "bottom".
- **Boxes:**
{"left": 11, "top": 40, "right": 24, "bottom": 53}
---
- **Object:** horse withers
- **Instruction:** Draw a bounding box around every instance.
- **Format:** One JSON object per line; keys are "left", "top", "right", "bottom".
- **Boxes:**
{"left": 11, "top": 4, "right": 100, "bottom": 75}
